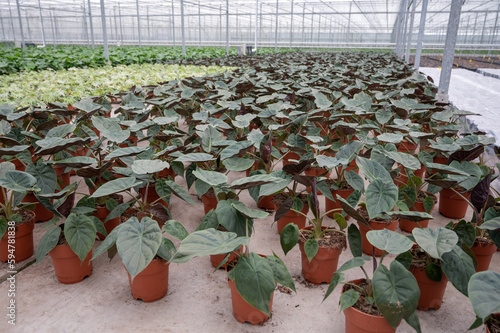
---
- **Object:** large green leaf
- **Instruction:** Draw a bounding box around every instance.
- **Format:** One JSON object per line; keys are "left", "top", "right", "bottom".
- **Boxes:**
{"left": 64, "top": 213, "right": 96, "bottom": 262}
{"left": 366, "top": 229, "right": 413, "bottom": 255}
{"left": 267, "top": 255, "right": 296, "bottom": 292}
{"left": 373, "top": 261, "right": 420, "bottom": 328}
{"left": 90, "top": 177, "right": 142, "bottom": 198}
{"left": 280, "top": 223, "right": 299, "bottom": 255}
{"left": 174, "top": 153, "right": 214, "bottom": 163}
{"left": 200, "top": 125, "right": 223, "bottom": 153}
{"left": 0, "top": 170, "right": 36, "bottom": 192}
{"left": 448, "top": 161, "right": 482, "bottom": 191}
{"left": 46, "top": 156, "right": 98, "bottom": 168}
{"left": 383, "top": 151, "right": 421, "bottom": 170}
{"left": 387, "top": 211, "right": 434, "bottom": 222}
{"left": 46, "top": 124, "right": 76, "bottom": 138}
{"left": 231, "top": 201, "right": 269, "bottom": 219}
{"left": 345, "top": 170, "right": 365, "bottom": 193}
{"left": 35, "top": 225, "right": 61, "bottom": 263}
{"left": 131, "top": 160, "right": 169, "bottom": 175}
{"left": 412, "top": 227, "right": 458, "bottom": 259}
{"left": 223, "top": 157, "right": 255, "bottom": 172}
{"left": 35, "top": 137, "right": 89, "bottom": 155}
{"left": 91, "top": 115, "right": 130, "bottom": 143}
{"left": 192, "top": 168, "right": 228, "bottom": 186}
{"left": 215, "top": 200, "right": 251, "bottom": 237}
{"left": 233, "top": 253, "right": 276, "bottom": 315}
{"left": 104, "top": 146, "right": 149, "bottom": 161}
{"left": 25, "top": 162, "right": 57, "bottom": 194}
{"left": 230, "top": 174, "right": 281, "bottom": 190}
{"left": 162, "top": 220, "right": 188, "bottom": 241}
{"left": 468, "top": 270, "right": 500, "bottom": 321}
{"left": 356, "top": 156, "right": 393, "bottom": 183}
{"left": 365, "top": 179, "right": 398, "bottom": 219}
{"left": 116, "top": 217, "right": 162, "bottom": 279}
{"left": 164, "top": 180, "right": 196, "bottom": 205}
{"left": 0, "top": 145, "right": 30, "bottom": 156}
{"left": 304, "top": 238, "right": 319, "bottom": 263}
{"left": 441, "top": 245, "right": 476, "bottom": 296}
{"left": 220, "top": 141, "right": 253, "bottom": 160}
{"left": 92, "top": 224, "right": 124, "bottom": 260}
{"left": 171, "top": 228, "right": 249, "bottom": 263}
{"left": 312, "top": 89, "right": 332, "bottom": 109}
{"left": 340, "top": 289, "right": 359, "bottom": 312}
{"left": 377, "top": 133, "right": 404, "bottom": 144}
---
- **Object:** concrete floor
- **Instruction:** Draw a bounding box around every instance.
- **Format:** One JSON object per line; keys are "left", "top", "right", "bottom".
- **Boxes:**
{"left": 0, "top": 159, "right": 497, "bottom": 333}
{"left": 1, "top": 67, "right": 499, "bottom": 333}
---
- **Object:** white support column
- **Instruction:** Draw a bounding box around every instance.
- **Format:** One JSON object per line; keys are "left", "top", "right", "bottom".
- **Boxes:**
{"left": 15, "top": 0, "right": 25, "bottom": 49}
{"left": 83, "top": 1, "right": 89, "bottom": 46}
{"left": 136, "top": 0, "right": 141, "bottom": 47}
{"left": 255, "top": 0, "right": 258, "bottom": 52}
{"left": 7, "top": 0, "right": 16, "bottom": 43}
{"left": 38, "top": 0, "right": 46, "bottom": 46}
{"left": 437, "top": 0, "right": 463, "bottom": 102}
{"left": 99, "top": 0, "right": 109, "bottom": 62}
{"left": 180, "top": 0, "right": 186, "bottom": 56}
{"left": 414, "top": 0, "right": 428, "bottom": 70}
{"left": 289, "top": 0, "right": 293, "bottom": 49}
{"left": 87, "top": 0, "right": 94, "bottom": 49}
{"left": 225, "top": 0, "right": 229, "bottom": 56}
{"left": 274, "top": 0, "right": 279, "bottom": 53}
{"left": 172, "top": 0, "right": 176, "bottom": 47}
{"left": 405, "top": 0, "right": 417, "bottom": 63}
{"left": 118, "top": 3, "right": 123, "bottom": 45}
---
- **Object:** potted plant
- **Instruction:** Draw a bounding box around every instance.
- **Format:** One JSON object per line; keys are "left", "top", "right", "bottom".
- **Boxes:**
{"left": 0, "top": 163, "right": 38, "bottom": 263}
{"left": 324, "top": 226, "right": 421, "bottom": 333}
{"left": 279, "top": 177, "right": 348, "bottom": 284}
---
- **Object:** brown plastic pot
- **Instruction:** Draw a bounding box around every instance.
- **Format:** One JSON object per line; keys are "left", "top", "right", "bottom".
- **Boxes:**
{"left": 245, "top": 161, "right": 260, "bottom": 177}
{"left": 471, "top": 241, "right": 497, "bottom": 272}
{"left": 22, "top": 192, "right": 54, "bottom": 223}
{"left": 227, "top": 274, "right": 273, "bottom": 325}
{"left": 139, "top": 186, "right": 168, "bottom": 208}
{"left": 201, "top": 192, "right": 218, "bottom": 214}
{"left": 358, "top": 219, "right": 398, "bottom": 257}
{"left": 333, "top": 160, "right": 359, "bottom": 180}
{"left": 94, "top": 206, "right": 121, "bottom": 241}
{"left": 48, "top": 245, "right": 93, "bottom": 284}
{"left": 257, "top": 195, "right": 275, "bottom": 211}
{"left": 0, "top": 211, "right": 35, "bottom": 262}
{"left": 325, "top": 188, "right": 354, "bottom": 218}
{"left": 394, "top": 164, "right": 426, "bottom": 187}
{"left": 397, "top": 140, "right": 417, "bottom": 153}
{"left": 399, "top": 193, "right": 436, "bottom": 233}
{"left": 298, "top": 226, "right": 344, "bottom": 284}
{"left": 342, "top": 279, "right": 397, "bottom": 333}
{"left": 276, "top": 204, "right": 309, "bottom": 234}
{"left": 410, "top": 265, "right": 448, "bottom": 311}
{"left": 158, "top": 167, "right": 176, "bottom": 180}
{"left": 126, "top": 258, "right": 169, "bottom": 302}
{"left": 53, "top": 165, "right": 71, "bottom": 189}
{"left": 137, "top": 211, "right": 166, "bottom": 229}
{"left": 210, "top": 246, "right": 243, "bottom": 269}
{"left": 439, "top": 188, "right": 470, "bottom": 219}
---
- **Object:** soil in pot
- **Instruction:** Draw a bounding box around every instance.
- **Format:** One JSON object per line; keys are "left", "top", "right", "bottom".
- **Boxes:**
{"left": 410, "top": 245, "right": 448, "bottom": 311}
{"left": 342, "top": 279, "right": 397, "bottom": 333}
{"left": 471, "top": 236, "right": 497, "bottom": 272}
{"left": 49, "top": 235, "right": 93, "bottom": 284}
{"left": 357, "top": 209, "right": 398, "bottom": 257}
{"left": 439, "top": 187, "right": 470, "bottom": 219}
{"left": 399, "top": 192, "right": 437, "bottom": 233}
{"left": 486, "top": 313, "right": 500, "bottom": 333}
{"left": 126, "top": 257, "right": 169, "bottom": 302}
{"left": 324, "top": 181, "right": 354, "bottom": 219}
{"left": 273, "top": 193, "right": 309, "bottom": 234}
{"left": 0, "top": 210, "right": 35, "bottom": 262}
{"left": 298, "top": 226, "right": 346, "bottom": 284}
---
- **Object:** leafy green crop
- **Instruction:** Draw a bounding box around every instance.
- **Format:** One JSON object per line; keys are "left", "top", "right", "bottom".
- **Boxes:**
{"left": 0, "top": 63, "right": 234, "bottom": 107}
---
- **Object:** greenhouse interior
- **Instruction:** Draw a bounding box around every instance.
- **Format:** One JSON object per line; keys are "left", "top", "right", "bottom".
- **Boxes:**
{"left": 0, "top": 0, "right": 500, "bottom": 332}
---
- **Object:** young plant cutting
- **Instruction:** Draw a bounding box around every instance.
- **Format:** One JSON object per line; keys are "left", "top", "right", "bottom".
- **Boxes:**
{"left": 0, "top": 50, "right": 498, "bottom": 332}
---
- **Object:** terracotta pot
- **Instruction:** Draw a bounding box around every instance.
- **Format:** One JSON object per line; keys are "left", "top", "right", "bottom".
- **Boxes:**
{"left": 257, "top": 195, "right": 275, "bottom": 211}
{"left": 94, "top": 206, "right": 121, "bottom": 240}
{"left": 53, "top": 165, "right": 71, "bottom": 189}
{"left": 439, "top": 188, "right": 470, "bottom": 219}
{"left": 0, "top": 211, "right": 35, "bottom": 262}
{"left": 201, "top": 193, "right": 218, "bottom": 214}
{"left": 399, "top": 193, "right": 436, "bottom": 233}
{"left": 126, "top": 258, "right": 169, "bottom": 302}
{"left": 48, "top": 245, "right": 93, "bottom": 284}
{"left": 471, "top": 241, "right": 497, "bottom": 272}
{"left": 276, "top": 204, "right": 309, "bottom": 234}
{"left": 397, "top": 140, "right": 417, "bottom": 153}
{"left": 158, "top": 167, "right": 176, "bottom": 180}
{"left": 139, "top": 186, "right": 168, "bottom": 208}
{"left": 394, "top": 164, "right": 426, "bottom": 187}
{"left": 486, "top": 313, "right": 500, "bottom": 333}
{"left": 245, "top": 161, "right": 260, "bottom": 177}
{"left": 304, "top": 167, "right": 331, "bottom": 178}
{"left": 342, "top": 279, "right": 397, "bottom": 333}
{"left": 282, "top": 151, "right": 301, "bottom": 166}
{"left": 210, "top": 246, "right": 243, "bottom": 269}
{"left": 358, "top": 219, "right": 398, "bottom": 257}
{"left": 410, "top": 265, "right": 448, "bottom": 311}
{"left": 298, "top": 226, "right": 344, "bottom": 284}
{"left": 325, "top": 188, "right": 354, "bottom": 218}
{"left": 22, "top": 192, "right": 55, "bottom": 223}
{"left": 227, "top": 276, "right": 273, "bottom": 325}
